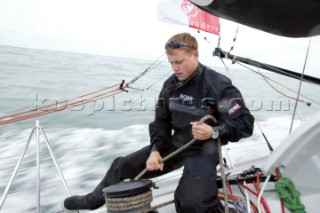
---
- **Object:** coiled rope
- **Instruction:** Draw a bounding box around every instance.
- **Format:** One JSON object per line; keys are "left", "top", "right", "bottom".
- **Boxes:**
{"left": 106, "top": 190, "right": 153, "bottom": 212}
{"left": 275, "top": 177, "right": 306, "bottom": 213}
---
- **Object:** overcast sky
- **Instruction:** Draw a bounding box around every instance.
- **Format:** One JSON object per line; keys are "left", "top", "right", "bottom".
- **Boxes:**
{"left": 1, "top": 0, "right": 319, "bottom": 77}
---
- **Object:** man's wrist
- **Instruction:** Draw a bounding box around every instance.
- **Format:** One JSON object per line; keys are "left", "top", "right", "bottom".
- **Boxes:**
{"left": 211, "top": 127, "right": 219, "bottom": 139}
{"left": 151, "top": 144, "right": 158, "bottom": 152}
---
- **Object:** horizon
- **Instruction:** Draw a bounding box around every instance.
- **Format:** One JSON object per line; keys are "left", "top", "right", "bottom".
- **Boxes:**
{"left": 1, "top": 0, "right": 320, "bottom": 77}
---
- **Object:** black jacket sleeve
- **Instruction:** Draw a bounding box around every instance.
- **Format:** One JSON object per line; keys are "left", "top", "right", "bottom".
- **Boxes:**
{"left": 214, "top": 78, "right": 255, "bottom": 144}
{"left": 148, "top": 87, "right": 172, "bottom": 152}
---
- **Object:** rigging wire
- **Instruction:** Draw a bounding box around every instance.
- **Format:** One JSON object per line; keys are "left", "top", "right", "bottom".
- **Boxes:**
{"left": 289, "top": 38, "right": 312, "bottom": 133}
{"left": 196, "top": 30, "right": 216, "bottom": 49}
{"left": 198, "top": 25, "right": 316, "bottom": 154}
{"left": 126, "top": 53, "right": 169, "bottom": 91}
{"left": 124, "top": 53, "right": 166, "bottom": 91}
{"left": 0, "top": 53, "right": 167, "bottom": 125}
{"left": 218, "top": 48, "right": 318, "bottom": 152}
{"left": 256, "top": 67, "right": 305, "bottom": 103}
{"left": 236, "top": 62, "right": 319, "bottom": 106}
{"left": 218, "top": 57, "right": 274, "bottom": 152}
{"left": 211, "top": 22, "right": 276, "bottom": 154}
{"left": 145, "top": 70, "right": 172, "bottom": 91}
{"left": 228, "top": 25, "right": 239, "bottom": 54}
{"left": 0, "top": 84, "right": 124, "bottom": 125}
{"left": 198, "top": 26, "right": 274, "bottom": 153}
{"left": 0, "top": 83, "right": 120, "bottom": 120}
{"left": 125, "top": 53, "right": 166, "bottom": 87}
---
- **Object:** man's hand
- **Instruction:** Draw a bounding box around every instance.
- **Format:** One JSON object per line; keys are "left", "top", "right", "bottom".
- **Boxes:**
{"left": 146, "top": 151, "right": 164, "bottom": 171}
{"left": 190, "top": 121, "right": 213, "bottom": 140}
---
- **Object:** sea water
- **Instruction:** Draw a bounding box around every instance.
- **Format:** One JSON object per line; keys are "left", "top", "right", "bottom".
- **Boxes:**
{"left": 1, "top": 45, "right": 320, "bottom": 213}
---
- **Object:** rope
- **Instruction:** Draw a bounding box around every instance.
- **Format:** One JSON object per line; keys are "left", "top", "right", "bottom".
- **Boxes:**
{"left": 257, "top": 175, "right": 271, "bottom": 213}
{"left": 275, "top": 178, "right": 306, "bottom": 213}
{"left": 238, "top": 182, "right": 271, "bottom": 213}
{"left": 134, "top": 115, "right": 231, "bottom": 212}
{"left": 276, "top": 168, "right": 286, "bottom": 213}
{"left": 134, "top": 115, "right": 217, "bottom": 180}
{"left": 105, "top": 115, "right": 220, "bottom": 212}
{"left": 217, "top": 136, "right": 230, "bottom": 213}
{"left": 1, "top": 53, "right": 166, "bottom": 125}
{"left": 218, "top": 192, "right": 259, "bottom": 213}
{"left": 106, "top": 190, "right": 153, "bottom": 212}
{"left": 138, "top": 200, "right": 175, "bottom": 213}
{"left": 0, "top": 83, "right": 123, "bottom": 125}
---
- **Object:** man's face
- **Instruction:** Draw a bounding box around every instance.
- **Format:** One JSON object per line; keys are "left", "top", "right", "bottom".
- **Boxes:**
{"left": 167, "top": 49, "right": 199, "bottom": 81}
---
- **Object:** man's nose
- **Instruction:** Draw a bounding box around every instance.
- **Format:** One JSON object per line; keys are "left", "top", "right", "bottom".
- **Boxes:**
{"left": 172, "top": 64, "right": 179, "bottom": 71}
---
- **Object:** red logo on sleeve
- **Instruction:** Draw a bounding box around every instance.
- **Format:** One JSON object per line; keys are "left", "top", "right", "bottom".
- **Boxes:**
{"left": 228, "top": 102, "right": 241, "bottom": 115}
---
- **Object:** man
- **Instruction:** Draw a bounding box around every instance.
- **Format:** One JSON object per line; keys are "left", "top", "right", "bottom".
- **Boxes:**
{"left": 63, "top": 32, "right": 254, "bottom": 212}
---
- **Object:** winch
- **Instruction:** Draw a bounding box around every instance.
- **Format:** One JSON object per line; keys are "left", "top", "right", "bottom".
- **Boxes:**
{"left": 103, "top": 179, "right": 157, "bottom": 213}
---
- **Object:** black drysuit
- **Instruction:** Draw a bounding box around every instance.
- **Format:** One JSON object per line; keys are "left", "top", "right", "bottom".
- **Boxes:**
{"left": 76, "top": 63, "right": 254, "bottom": 212}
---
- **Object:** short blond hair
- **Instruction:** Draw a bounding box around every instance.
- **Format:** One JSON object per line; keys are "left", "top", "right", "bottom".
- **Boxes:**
{"left": 165, "top": 32, "right": 198, "bottom": 55}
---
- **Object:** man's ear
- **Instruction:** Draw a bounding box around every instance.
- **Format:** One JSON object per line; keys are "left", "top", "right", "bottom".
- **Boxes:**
{"left": 193, "top": 50, "right": 199, "bottom": 58}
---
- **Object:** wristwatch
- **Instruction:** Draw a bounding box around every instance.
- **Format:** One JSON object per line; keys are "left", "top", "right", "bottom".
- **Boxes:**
{"left": 211, "top": 128, "right": 219, "bottom": 139}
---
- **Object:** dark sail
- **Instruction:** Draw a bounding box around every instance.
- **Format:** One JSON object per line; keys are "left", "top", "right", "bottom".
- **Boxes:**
{"left": 190, "top": 0, "right": 320, "bottom": 38}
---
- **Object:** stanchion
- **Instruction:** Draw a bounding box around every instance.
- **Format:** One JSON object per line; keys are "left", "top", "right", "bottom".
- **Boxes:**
{"left": 0, "top": 120, "right": 72, "bottom": 212}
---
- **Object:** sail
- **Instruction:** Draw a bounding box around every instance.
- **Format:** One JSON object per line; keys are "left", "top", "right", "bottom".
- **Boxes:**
{"left": 157, "top": 0, "right": 220, "bottom": 35}
{"left": 189, "top": 0, "right": 320, "bottom": 37}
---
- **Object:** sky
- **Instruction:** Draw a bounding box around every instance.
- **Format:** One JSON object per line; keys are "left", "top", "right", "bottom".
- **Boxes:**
{"left": 0, "top": 0, "right": 320, "bottom": 77}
